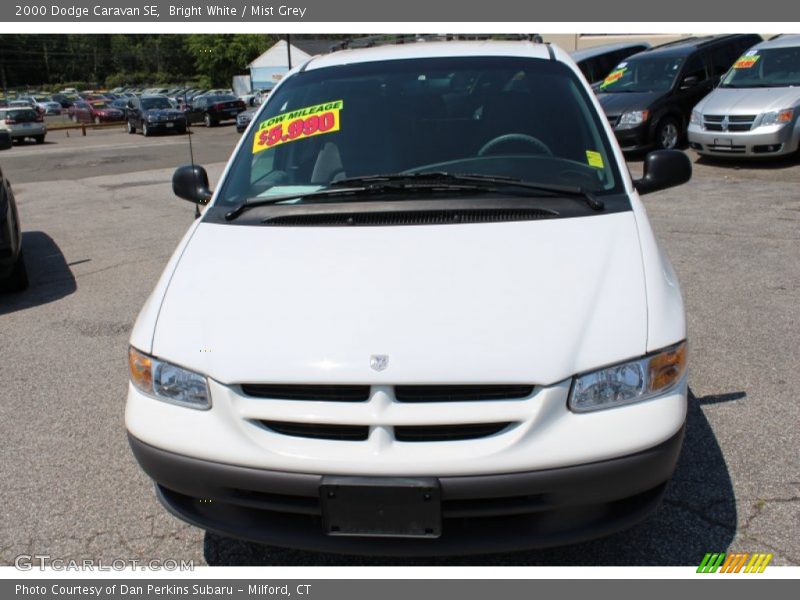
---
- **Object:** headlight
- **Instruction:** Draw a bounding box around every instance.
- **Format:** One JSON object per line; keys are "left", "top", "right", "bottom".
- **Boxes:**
{"left": 616, "top": 110, "right": 649, "bottom": 130}
{"left": 759, "top": 108, "right": 794, "bottom": 127}
{"left": 568, "top": 341, "right": 687, "bottom": 413}
{"left": 690, "top": 109, "right": 703, "bottom": 126}
{"left": 128, "top": 346, "right": 210, "bottom": 409}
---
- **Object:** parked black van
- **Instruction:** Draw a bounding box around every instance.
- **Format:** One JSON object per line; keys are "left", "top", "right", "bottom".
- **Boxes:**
{"left": 597, "top": 34, "right": 762, "bottom": 151}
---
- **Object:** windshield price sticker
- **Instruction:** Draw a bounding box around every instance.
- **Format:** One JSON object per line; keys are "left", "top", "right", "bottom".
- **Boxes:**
{"left": 601, "top": 67, "right": 627, "bottom": 88}
{"left": 734, "top": 55, "right": 760, "bottom": 69}
{"left": 253, "top": 100, "right": 343, "bottom": 154}
{"left": 586, "top": 150, "right": 605, "bottom": 169}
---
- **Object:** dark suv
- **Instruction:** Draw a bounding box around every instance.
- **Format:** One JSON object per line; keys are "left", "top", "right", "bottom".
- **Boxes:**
{"left": 597, "top": 34, "right": 762, "bottom": 151}
{"left": 126, "top": 95, "right": 187, "bottom": 136}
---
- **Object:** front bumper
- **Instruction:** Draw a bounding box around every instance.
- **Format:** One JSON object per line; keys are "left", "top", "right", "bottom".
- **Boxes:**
{"left": 129, "top": 426, "right": 684, "bottom": 555}
{"left": 688, "top": 123, "right": 799, "bottom": 157}
{"left": 125, "top": 378, "right": 687, "bottom": 476}
{"left": 611, "top": 123, "right": 651, "bottom": 152}
{"left": 144, "top": 120, "right": 186, "bottom": 131}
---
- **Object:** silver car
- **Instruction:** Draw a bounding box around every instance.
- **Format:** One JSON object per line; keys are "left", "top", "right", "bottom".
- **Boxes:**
{"left": 688, "top": 34, "right": 800, "bottom": 158}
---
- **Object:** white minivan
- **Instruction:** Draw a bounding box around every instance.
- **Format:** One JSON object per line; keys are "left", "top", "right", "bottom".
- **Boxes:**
{"left": 127, "top": 39, "right": 692, "bottom": 555}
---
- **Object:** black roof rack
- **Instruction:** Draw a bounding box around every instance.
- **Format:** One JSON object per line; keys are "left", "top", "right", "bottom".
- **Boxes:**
{"left": 328, "top": 34, "right": 544, "bottom": 53}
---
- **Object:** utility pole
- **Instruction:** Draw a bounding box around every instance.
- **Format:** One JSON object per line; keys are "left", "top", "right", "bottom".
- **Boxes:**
{"left": 286, "top": 34, "right": 292, "bottom": 69}
{"left": 43, "top": 40, "right": 51, "bottom": 84}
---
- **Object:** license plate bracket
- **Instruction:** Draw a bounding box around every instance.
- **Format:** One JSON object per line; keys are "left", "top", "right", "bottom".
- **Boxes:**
{"left": 320, "top": 476, "right": 441, "bottom": 538}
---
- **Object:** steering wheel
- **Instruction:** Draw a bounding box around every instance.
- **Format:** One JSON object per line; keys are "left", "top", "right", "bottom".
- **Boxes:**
{"left": 478, "top": 133, "right": 553, "bottom": 157}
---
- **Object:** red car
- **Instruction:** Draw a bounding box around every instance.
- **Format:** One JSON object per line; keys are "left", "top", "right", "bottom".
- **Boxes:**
{"left": 68, "top": 100, "right": 125, "bottom": 124}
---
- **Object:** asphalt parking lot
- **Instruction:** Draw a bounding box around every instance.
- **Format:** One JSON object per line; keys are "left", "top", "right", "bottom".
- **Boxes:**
{"left": 0, "top": 125, "right": 798, "bottom": 567}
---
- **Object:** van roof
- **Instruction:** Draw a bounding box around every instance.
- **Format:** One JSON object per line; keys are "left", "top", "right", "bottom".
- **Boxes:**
{"left": 632, "top": 34, "right": 760, "bottom": 59}
{"left": 304, "top": 40, "right": 555, "bottom": 72}
{"left": 753, "top": 34, "right": 800, "bottom": 50}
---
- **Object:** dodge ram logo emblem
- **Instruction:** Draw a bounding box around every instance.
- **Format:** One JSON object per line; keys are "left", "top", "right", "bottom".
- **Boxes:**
{"left": 370, "top": 354, "right": 389, "bottom": 371}
{"left": 721, "top": 115, "right": 730, "bottom": 131}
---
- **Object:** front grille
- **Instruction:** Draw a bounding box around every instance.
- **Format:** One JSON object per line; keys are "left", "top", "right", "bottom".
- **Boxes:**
{"left": 395, "top": 422, "right": 511, "bottom": 442}
{"left": 241, "top": 384, "right": 370, "bottom": 402}
{"left": 261, "top": 421, "right": 369, "bottom": 441}
{"left": 707, "top": 144, "right": 747, "bottom": 153}
{"left": 395, "top": 385, "right": 533, "bottom": 402}
{"left": 244, "top": 385, "right": 530, "bottom": 444}
{"left": 257, "top": 420, "right": 514, "bottom": 442}
{"left": 262, "top": 208, "right": 557, "bottom": 227}
{"left": 703, "top": 114, "right": 757, "bottom": 132}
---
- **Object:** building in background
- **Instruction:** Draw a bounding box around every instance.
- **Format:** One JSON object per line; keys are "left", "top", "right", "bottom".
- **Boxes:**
{"left": 543, "top": 34, "right": 692, "bottom": 51}
{"left": 248, "top": 38, "right": 333, "bottom": 91}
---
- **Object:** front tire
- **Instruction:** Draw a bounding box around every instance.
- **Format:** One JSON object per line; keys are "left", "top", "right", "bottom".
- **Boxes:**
{"left": 34, "top": 135, "right": 45, "bottom": 144}
{"left": 2, "top": 250, "right": 29, "bottom": 292}
{"left": 142, "top": 122, "right": 151, "bottom": 137}
{"left": 655, "top": 117, "right": 681, "bottom": 150}
{"left": 204, "top": 113, "right": 215, "bottom": 127}
{"left": 127, "top": 120, "right": 136, "bottom": 134}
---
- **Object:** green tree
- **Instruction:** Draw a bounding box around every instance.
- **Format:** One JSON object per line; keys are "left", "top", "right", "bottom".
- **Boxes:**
{"left": 184, "top": 34, "right": 277, "bottom": 87}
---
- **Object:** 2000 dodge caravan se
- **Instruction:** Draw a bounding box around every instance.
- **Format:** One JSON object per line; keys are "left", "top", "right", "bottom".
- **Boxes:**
{"left": 126, "top": 39, "right": 692, "bottom": 555}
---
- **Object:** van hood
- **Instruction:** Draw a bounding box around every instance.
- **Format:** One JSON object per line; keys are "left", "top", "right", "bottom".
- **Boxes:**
{"left": 597, "top": 90, "right": 661, "bottom": 116}
{"left": 696, "top": 86, "right": 800, "bottom": 115}
{"left": 152, "top": 213, "right": 648, "bottom": 385}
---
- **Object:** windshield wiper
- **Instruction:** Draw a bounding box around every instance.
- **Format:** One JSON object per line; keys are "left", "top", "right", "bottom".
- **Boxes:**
{"left": 332, "top": 172, "right": 605, "bottom": 211}
{"left": 225, "top": 171, "right": 604, "bottom": 220}
{"left": 224, "top": 181, "right": 488, "bottom": 220}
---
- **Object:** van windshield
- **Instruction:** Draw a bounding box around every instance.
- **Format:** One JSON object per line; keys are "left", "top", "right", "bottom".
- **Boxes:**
{"left": 720, "top": 46, "right": 800, "bottom": 88}
{"left": 216, "top": 56, "right": 621, "bottom": 206}
{"left": 141, "top": 97, "right": 173, "bottom": 110}
{"left": 599, "top": 56, "right": 684, "bottom": 93}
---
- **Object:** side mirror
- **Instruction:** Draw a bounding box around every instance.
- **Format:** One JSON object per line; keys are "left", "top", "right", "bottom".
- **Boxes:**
{"left": 0, "top": 131, "right": 11, "bottom": 151}
{"left": 634, "top": 149, "right": 691, "bottom": 195}
{"left": 680, "top": 75, "right": 700, "bottom": 89}
{"left": 172, "top": 165, "right": 212, "bottom": 204}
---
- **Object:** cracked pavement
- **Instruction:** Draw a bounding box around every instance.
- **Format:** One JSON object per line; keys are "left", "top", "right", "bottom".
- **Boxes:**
{"left": 0, "top": 127, "right": 798, "bottom": 566}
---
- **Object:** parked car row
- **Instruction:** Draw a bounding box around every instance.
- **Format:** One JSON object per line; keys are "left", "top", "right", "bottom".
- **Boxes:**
{"left": 594, "top": 34, "right": 800, "bottom": 159}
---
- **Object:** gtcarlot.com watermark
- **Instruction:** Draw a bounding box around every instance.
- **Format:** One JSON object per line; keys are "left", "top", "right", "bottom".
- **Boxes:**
{"left": 14, "top": 554, "right": 194, "bottom": 571}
